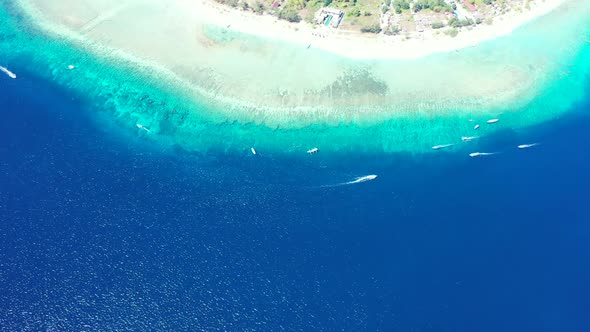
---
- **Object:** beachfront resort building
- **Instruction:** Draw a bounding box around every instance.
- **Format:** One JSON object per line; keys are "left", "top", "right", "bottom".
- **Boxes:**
{"left": 314, "top": 8, "right": 344, "bottom": 28}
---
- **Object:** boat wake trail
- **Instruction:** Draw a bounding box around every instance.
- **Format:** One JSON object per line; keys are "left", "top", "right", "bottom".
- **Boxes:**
{"left": 321, "top": 174, "right": 378, "bottom": 188}
{"left": 517, "top": 143, "right": 539, "bottom": 149}
{"left": 469, "top": 152, "right": 499, "bottom": 158}
{"left": 0, "top": 65, "right": 16, "bottom": 79}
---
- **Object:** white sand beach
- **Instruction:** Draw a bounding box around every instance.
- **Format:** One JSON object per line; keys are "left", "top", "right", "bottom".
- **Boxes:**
{"left": 194, "top": 0, "right": 566, "bottom": 59}
{"left": 14, "top": 0, "right": 587, "bottom": 125}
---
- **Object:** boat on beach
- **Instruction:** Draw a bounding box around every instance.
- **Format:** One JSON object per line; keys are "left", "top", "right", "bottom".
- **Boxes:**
{"left": 0, "top": 66, "right": 16, "bottom": 79}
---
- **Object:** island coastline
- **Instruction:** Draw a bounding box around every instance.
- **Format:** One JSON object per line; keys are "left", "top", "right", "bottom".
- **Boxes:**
{"left": 196, "top": 0, "right": 566, "bottom": 59}
{"left": 5, "top": 0, "right": 590, "bottom": 154}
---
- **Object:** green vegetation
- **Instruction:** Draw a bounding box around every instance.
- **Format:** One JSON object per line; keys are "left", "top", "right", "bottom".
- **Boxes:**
{"left": 253, "top": 1, "right": 265, "bottom": 13}
{"left": 360, "top": 23, "right": 382, "bottom": 33}
{"left": 348, "top": 8, "right": 362, "bottom": 17}
{"left": 390, "top": 0, "right": 452, "bottom": 13}
{"left": 448, "top": 17, "right": 474, "bottom": 28}
{"left": 228, "top": 0, "right": 381, "bottom": 31}
{"left": 444, "top": 27, "right": 459, "bottom": 37}
{"left": 215, "top": 0, "right": 239, "bottom": 7}
{"left": 391, "top": 0, "right": 410, "bottom": 13}
{"left": 278, "top": 7, "right": 302, "bottom": 22}
{"left": 220, "top": 0, "right": 504, "bottom": 34}
{"left": 275, "top": 0, "right": 307, "bottom": 23}
{"left": 287, "top": 0, "right": 307, "bottom": 10}
{"left": 384, "top": 25, "right": 401, "bottom": 35}
{"left": 412, "top": 0, "right": 453, "bottom": 13}
{"left": 431, "top": 21, "right": 444, "bottom": 29}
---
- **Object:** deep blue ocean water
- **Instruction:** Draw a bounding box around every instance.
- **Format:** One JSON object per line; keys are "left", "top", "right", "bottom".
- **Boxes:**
{"left": 1, "top": 68, "right": 590, "bottom": 331}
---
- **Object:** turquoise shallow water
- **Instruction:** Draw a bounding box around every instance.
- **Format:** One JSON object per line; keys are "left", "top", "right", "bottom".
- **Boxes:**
{"left": 3, "top": 2, "right": 590, "bottom": 329}
{"left": 1, "top": 1, "right": 590, "bottom": 155}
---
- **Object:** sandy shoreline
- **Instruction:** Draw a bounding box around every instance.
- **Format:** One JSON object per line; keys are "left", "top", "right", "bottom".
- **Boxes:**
{"left": 5, "top": 0, "right": 589, "bottom": 153}
{"left": 11, "top": 0, "right": 587, "bottom": 127}
{"left": 195, "top": 0, "right": 566, "bottom": 59}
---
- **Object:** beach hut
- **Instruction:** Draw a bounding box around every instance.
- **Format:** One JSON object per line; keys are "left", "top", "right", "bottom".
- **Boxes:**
{"left": 462, "top": 0, "right": 476, "bottom": 12}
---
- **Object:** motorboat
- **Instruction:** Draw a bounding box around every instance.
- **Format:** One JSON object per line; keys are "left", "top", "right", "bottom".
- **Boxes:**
{"left": 517, "top": 143, "right": 538, "bottom": 149}
{"left": 461, "top": 136, "right": 479, "bottom": 142}
{"left": 432, "top": 144, "right": 453, "bottom": 150}
{"left": 469, "top": 152, "right": 496, "bottom": 157}
{"left": 136, "top": 123, "right": 151, "bottom": 133}
{"left": 348, "top": 175, "right": 377, "bottom": 184}
{"left": 0, "top": 66, "right": 16, "bottom": 79}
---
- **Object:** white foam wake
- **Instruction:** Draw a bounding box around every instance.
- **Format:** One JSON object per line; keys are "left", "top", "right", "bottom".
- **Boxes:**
{"left": 321, "top": 174, "right": 378, "bottom": 188}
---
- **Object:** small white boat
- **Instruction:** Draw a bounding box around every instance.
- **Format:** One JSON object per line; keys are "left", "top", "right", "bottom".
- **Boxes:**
{"left": 474, "top": 124, "right": 480, "bottom": 130}
{"left": 432, "top": 144, "right": 453, "bottom": 150}
{"left": 250, "top": 147, "right": 257, "bottom": 155}
{"left": 469, "top": 152, "right": 496, "bottom": 157}
{"left": 487, "top": 118, "right": 500, "bottom": 124}
{"left": 461, "top": 136, "right": 479, "bottom": 142}
{"left": 349, "top": 174, "right": 377, "bottom": 184}
{"left": 68, "top": 65, "right": 75, "bottom": 70}
{"left": 517, "top": 143, "right": 539, "bottom": 149}
{"left": 136, "top": 123, "right": 151, "bottom": 133}
{"left": 0, "top": 66, "right": 16, "bottom": 79}
{"left": 307, "top": 147, "right": 319, "bottom": 154}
